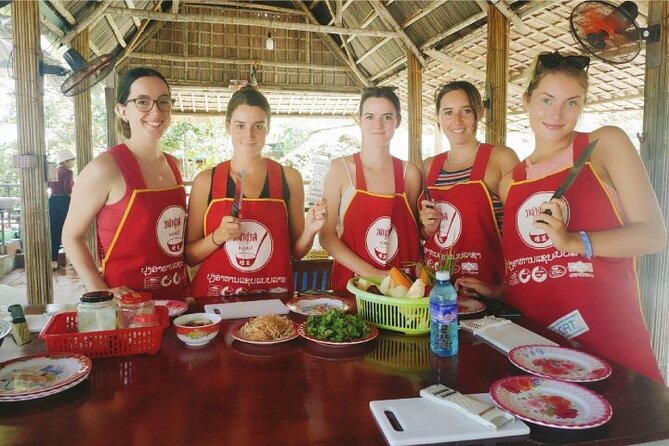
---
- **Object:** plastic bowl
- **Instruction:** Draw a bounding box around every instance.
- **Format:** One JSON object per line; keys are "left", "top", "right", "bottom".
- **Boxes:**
{"left": 173, "top": 313, "right": 221, "bottom": 347}
{"left": 0, "top": 320, "right": 11, "bottom": 347}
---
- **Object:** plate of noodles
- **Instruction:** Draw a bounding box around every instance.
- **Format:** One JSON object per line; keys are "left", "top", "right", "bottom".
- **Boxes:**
{"left": 230, "top": 314, "right": 299, "bottom": 345}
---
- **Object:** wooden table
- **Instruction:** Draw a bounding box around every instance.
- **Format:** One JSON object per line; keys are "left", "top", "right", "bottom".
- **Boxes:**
{"left": 0, "top": 294, "right": 668, "bottom": 445}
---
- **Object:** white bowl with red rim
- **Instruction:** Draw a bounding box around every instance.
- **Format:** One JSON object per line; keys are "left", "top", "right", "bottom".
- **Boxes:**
{"left": 173, "top": 313, "right": 221, "bottom": 347}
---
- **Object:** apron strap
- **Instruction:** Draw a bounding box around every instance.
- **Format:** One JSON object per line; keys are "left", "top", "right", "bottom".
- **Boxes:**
{"left": 470, "top": 143, "right": 493, "bottom": 181}
{"left": 392, "top": 157, "right": 404, "bottom": 194}
{"left": 108, "top": 144, "right": 146, "bottom": 189}
{"left": 427, "top": 152, "right": 448, "bottom": 186}
{"left": 572, "top": 131, "right": 590, "bottom": 162}
{"left": 353, "top": 153, "right": 366, "bottom": 191}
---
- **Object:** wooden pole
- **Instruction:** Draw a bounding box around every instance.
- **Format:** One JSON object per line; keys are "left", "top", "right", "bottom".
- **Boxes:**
{"left": 71, "top": 30, "right": 98, "bottom": 264}
{"left": 484, "top": 5, "right": 509, "bottom": 146}
{"left": 12, "top": 0, "right": 53, "bottom": 304}
{"left": 639, "top": 0, "right": 669, "bottom": 382}
{"left": 406, "top": 51, "right": 422, "bottom": 164}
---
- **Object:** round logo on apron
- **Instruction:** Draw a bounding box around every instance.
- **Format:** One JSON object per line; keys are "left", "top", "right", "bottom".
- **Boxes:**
{"left": 433, "top": 201, "right": 462, "bottom": 249}
{"left": 365, "top": 216, "right": 398, "bottom": 265}
{"left": 155, "top": 205, "right": 187, "bottom": 256}
{"left": 224, "top": 220, "right": 273, "bottom": 272}
{"left": 516, "top": 192, "right": 571, "bottom": 249}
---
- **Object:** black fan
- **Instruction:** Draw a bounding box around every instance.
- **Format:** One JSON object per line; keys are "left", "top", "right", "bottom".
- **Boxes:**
{"left": 570, "top": 0, "right": 660, "bottom": 64}
{"left": 59, "top": 48, "right": 115, "bottom": 96}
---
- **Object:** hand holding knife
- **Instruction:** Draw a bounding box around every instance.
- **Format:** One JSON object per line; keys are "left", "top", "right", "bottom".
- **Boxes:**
{"left": 231, "top": 170, "right": 245, "bottom": 218}
{"left": 537, "top": 139, "right": 598, "bottom": 224}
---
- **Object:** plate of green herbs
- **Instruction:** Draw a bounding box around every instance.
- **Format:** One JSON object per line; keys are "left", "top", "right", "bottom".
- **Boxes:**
{"left": 299, "top": 309, "right": 377, "bottom": 346}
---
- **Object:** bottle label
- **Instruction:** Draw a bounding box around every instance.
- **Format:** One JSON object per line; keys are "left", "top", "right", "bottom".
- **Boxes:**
{"left": 430, "top": 302, "right": 457, "bottom": 324}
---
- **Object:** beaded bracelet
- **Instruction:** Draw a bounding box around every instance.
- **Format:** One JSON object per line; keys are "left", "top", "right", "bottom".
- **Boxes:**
{"left": 578, "top": 231, "right": 593, "bottom": 260}
{"left": 211, "top": 231, "right": 223, "bottom": 247}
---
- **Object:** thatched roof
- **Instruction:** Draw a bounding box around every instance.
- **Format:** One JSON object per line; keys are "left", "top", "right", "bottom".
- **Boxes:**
{"left": 35, "top": 0, "right": 648, "bottom": 129}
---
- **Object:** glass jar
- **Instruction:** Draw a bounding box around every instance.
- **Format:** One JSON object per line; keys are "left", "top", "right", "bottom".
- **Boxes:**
{"left": 118, "top": 292, "right": 155, "bottom": 329}
{"left": 131, "top": 313, "right": 160, "bottom": 328}
{"left": 77, "top": 291, "right": 116, "bottom": 332}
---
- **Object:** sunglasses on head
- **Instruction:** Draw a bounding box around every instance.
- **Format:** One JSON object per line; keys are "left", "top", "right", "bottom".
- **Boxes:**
{"left": 538, "top": 52, "right": 590, "bottom": 71}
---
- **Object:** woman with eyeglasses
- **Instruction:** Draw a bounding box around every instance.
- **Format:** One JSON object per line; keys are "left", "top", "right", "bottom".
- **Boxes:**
{"left": 320, "top": 86, "right": 421, "bottom": 291}
{"left": 63, "top": 67, "right": 189, "bottom": 299}
{"left": 418, "top": 81, "right": 519, "bottom": 298}
{"left": 498, "top": 51, "right": 665, "bottom": 382}
{"left": 186, "top": 86, "right": 326, "bottom": 297}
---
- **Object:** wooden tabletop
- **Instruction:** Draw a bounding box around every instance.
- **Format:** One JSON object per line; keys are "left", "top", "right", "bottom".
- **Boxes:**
{"left": 0, "top": 294, "right": 668, "bottom": 445}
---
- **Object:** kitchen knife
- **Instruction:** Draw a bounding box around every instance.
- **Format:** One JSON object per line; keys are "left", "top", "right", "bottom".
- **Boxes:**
{"left": 539, "top": 138, "right": 599, "bottom": 221}
{"left": 417, "top": 155, "right": 434, "bottom": 207}
{"left": 231, "top": 170, "right": 244, "bottom": 218}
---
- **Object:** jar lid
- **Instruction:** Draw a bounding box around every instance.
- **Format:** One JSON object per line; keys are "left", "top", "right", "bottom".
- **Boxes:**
{"left": 81, "top": 291, "right": 114, "bottom": 303}
{"left": 120, "top": 291, "right": 152, "bottom": 304}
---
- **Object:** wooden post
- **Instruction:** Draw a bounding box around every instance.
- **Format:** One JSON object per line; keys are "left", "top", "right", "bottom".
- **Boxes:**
{"left": 484, "top": 6, "right": 509, "bottom": 146}
{"left": 407, "top": 51, "right": 422, "bottom": 164}
{"left": 12, "top": 0, "right": 54, "bottom": 304}
{"left": 70, "top": 30, "right": 98, "bottom": 262}
{"left": 639, "top": 0, "right": 669, "bottom": 382}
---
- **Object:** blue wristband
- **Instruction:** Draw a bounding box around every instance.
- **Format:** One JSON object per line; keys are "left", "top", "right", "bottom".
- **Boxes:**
{"left": 578, "top": 231, "right": 593, "bottom": 260}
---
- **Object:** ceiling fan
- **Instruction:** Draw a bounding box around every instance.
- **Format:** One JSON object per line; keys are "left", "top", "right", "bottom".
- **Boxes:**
{"left": 569, "top": 0, "right": 660, "bottom": 64}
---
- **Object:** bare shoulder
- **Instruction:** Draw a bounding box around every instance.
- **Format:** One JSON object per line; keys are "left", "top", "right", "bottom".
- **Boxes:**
{"left": 590, "top": 126, "right": 632, "bottom": 148}
{"left": 490, "top": 144, "right": 521, "bottom": 165}
{"left": 498, "top": 170, "right": 515, "bottom": 203}
{"left": 282, "top": 165, "right": 305, "bottom": 190}
{"left": 77, "top": 152, "right": 120, "bottom": 185}
{"left": 190, "top": 168, "right": 213, "bottom": 192}
{"left": 589, "top": 126, "right": 638, "bottom": 163}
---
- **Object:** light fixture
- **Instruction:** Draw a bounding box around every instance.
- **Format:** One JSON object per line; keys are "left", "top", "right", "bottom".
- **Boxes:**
{"left": 265, "top": 32, "right": 274, "bottom": 51}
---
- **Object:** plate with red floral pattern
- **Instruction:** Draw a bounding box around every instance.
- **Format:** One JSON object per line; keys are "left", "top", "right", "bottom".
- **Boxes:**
{"left": 490, "top": 376, "right": 612, "bottom": 429}
{"left": 508, "top": 345, "right": 612, "bottom": 382}
{"left": 457, "top": 297, "right": 486, "bottom": 315}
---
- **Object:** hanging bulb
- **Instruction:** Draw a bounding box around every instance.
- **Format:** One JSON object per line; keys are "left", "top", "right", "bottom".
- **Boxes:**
{"left": 265, "top": 32, "right": 274, "bottom": 51}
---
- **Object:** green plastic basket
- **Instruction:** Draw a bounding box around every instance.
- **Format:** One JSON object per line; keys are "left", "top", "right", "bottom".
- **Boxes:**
{"left": 347, "top": 277, "right": 429, "bottom": 335}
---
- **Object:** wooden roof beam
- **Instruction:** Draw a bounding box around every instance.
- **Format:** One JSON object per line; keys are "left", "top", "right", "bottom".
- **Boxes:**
{"left": 490, "top": 0, "right": 529, "bottom": 34}
{"left": 344, "top": 9, "right": 377, "bottom": 44}
{"left": 48, "top": 0, "right": 76, "bottom": 25}
{"left": 293, "top": 0, "right": 371, "bottom": 87}
{"left": 105, "top": 14, "right": 127, "bottom": 48}
{"left": 197, "top": 1, "right": 307, "bottom": 16}
{"left": 402, "top": 0, "right": 446, "bottom": 28}
{"left": 124, "top": 0, "right": 142, "bottom": 28}
{"left": 105, "top": 5, "right": 397, "bottom": 37}
{"left": 356, "top": 36, "right": 393, "bottom": 64}
{"left": 369, "top": 0, "right": 426, "bottom": 68}
{"left": 59, "top": 0, "right": 112, "bottom": 46}
{"left": 129, "top": 53, "right": 351, "bottom": 72}
{"left": 115, "top": 1, "right": 164, "bottom": 67}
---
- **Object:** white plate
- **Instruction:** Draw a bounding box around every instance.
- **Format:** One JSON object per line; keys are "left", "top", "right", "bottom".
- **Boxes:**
{"left": 490, "top": 376, "right": 612, "bottom": 429}
{"left": 457, "top": 297, "right": 486, "bottom": 315}
{"left": 154, "top": 299, "right": 189, "bottom": 318}
{"left": 230, "top": 321, "right": 299, "bottom": 345}
{"left": 286, "top": 296, "right": 350, "bottom": 316}
{"left": 508, "top": 345, "right": 612, "bottom": 382}
{"left": 0, "top": 353, "right": 92, "bottom": 397}
{"left": 0, "top": 371, "right": 90, "bottom": 402}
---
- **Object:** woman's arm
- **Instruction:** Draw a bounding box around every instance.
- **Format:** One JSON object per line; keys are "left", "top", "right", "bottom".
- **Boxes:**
{"left": 417, "top": 156, "right": 440, "bottom": 239}
{"left": 184, "top": 169, "right": 241, "bottom": 266}
{"left": 486, "top": 145, "right": 520, "bottom": 197}
{"left": 537, "top": 126, "right": 667, "bottom": 257}
{"left": 318, "top": 157, "right": 389, "bottom": 278}
{"left": 284, "top": 166, "right": 326, "bottom": 259}
{"left": 62, "top": 155, "right": 120, "bottom": 293}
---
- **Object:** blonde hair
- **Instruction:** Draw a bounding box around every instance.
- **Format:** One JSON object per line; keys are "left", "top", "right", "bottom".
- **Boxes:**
{"left": 524, "top": 52, "right": 589, "bottom": 100}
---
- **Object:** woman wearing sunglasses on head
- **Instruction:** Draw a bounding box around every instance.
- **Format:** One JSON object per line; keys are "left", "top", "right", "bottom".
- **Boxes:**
{"left": 419, "top": 81, "right": 519, "bottom": 299}
{"left": 63, "top": 67, "right": 189, "bottom": 300}
{"left": 320, "top": 86, "right": 421, "bottom": 291}
{"left": 185, "top": 86, "right": 326, "bottom": 298}
{"left": 498, "top": 51, "right": 666, "bottom": 382}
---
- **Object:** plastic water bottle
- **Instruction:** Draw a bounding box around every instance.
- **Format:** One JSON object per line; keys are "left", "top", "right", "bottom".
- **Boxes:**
{"left": 429, "top": 270, "right": 458, "bottom": 357}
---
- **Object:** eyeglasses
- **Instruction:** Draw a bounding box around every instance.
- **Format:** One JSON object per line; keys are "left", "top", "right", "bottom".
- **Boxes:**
{"left": 538, "top": 52, "right": 590, "bottom": 71}
{"left": 125, "top": 97, "right": 176, "bottom": 112}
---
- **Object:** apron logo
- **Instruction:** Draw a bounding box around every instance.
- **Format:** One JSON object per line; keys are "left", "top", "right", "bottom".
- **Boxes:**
{"left": 516, "top": 192, "right": 570, "bottom": 249}
{"left": 156, "top": 206, "right": 187, "bottom": 257}
{"left": 224, "top": 220, "right": 272, "bottom": 273}
{"left": 365, "top": 217, "right": 398, "bottom": 265}
{"left": 432, "top": 201, "right": 462, "bottom": 248}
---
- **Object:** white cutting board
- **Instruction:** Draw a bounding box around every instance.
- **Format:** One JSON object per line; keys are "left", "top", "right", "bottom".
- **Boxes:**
{"left": 477, "top": 323, "right": 558, "bottom": 354}
{"left": 369, "top": 393, "right": 529, "bottom": 446}
{"left": 204, "top": 299, "right": 289, "bottom": 320}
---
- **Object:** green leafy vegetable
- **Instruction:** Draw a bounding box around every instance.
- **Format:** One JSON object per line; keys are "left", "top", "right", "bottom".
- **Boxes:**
{"left": 305, "top": 309, "right": 370, "bottom": 342}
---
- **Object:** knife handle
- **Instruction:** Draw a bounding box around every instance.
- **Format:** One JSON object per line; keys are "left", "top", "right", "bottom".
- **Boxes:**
{"left": 536, "top": 208, "right": 552, "bottom": 224}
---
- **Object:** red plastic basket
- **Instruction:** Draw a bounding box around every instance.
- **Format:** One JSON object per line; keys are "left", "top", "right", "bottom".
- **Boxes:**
{"left": 39, "top": 305, "right": 169, "bottom": 358}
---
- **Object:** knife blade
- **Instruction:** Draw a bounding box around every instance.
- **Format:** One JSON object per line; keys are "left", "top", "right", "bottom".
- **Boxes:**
{"left": 417, "top": 155, "right": 433, "bottom": 205}
{"left": 231, "top": 170, "right": 244, "bottom": 218}
{"left": 539, "top": 138, "right": 599, "bottom": 220}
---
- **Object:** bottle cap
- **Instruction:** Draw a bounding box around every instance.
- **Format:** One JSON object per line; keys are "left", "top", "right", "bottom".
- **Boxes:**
{"left": 435, "top": 270, "right": 450, "bottom": 281}
{"left": 8, "top": 304, "right": 25, "bottom": 322}
{"left": 81, "top": 291, "right": 114, "bottom": 303}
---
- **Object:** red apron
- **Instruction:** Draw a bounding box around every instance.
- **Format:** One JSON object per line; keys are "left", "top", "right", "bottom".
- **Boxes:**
{"left": 101, "top": 145, "right": 189, "bottom": 300}
{"left": 419, "top": 144, "right": 504, "bottom": 285}
{"left": 330, "top": 153, "right": 421, "bottom": 291}
{"left": 190, "top": 159, "right": 293, "bottom": 298}
{"left": 502, "top": 132, "right": 662, "bottom": 382}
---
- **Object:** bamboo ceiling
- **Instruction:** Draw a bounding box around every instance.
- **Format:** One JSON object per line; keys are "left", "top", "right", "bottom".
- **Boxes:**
{"left": 34, "top": 0, "right": 649, "bottom": 131}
